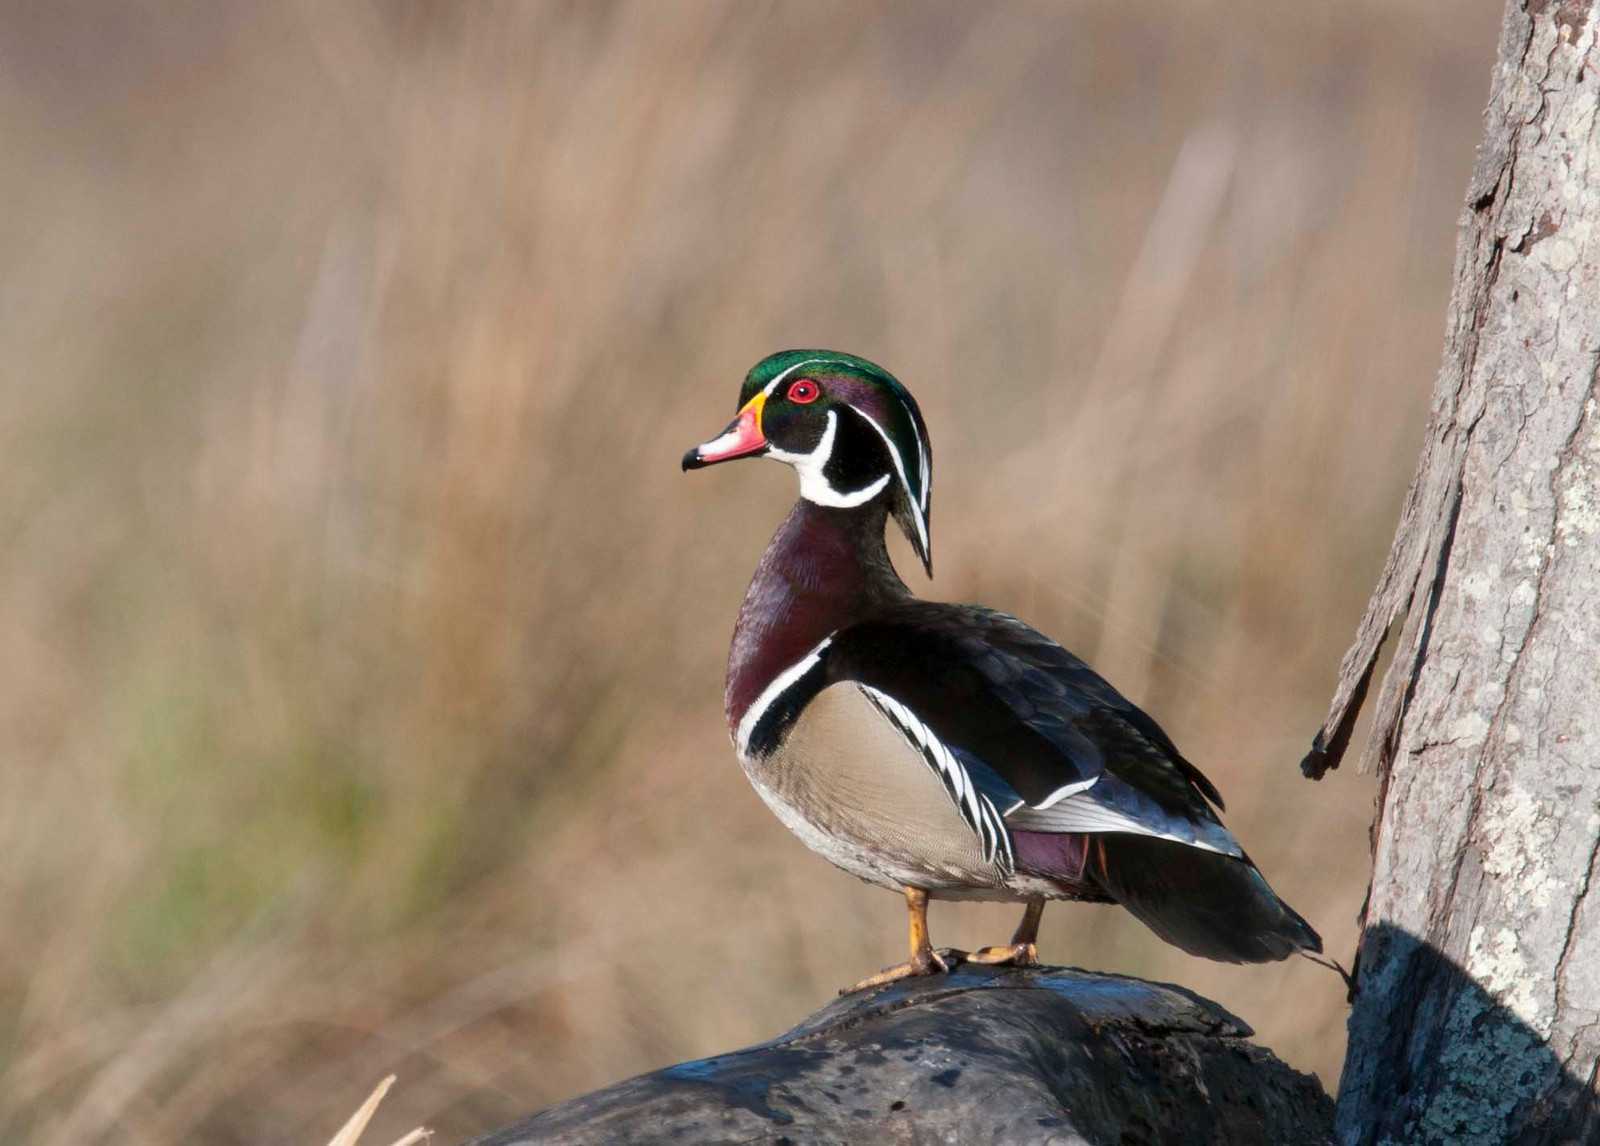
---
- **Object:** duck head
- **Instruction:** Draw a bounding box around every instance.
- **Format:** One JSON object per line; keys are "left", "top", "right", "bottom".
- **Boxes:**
{"left": 683, "top": 350, "right": 933, "bottom": 576}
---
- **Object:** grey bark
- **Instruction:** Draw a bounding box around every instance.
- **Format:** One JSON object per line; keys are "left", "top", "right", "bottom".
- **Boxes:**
{"left": 466, "top": 965, "right": 1333, "bottom": 1146}
{"left": 1302, "top": 1, "right": 1600, "bottom": 1142}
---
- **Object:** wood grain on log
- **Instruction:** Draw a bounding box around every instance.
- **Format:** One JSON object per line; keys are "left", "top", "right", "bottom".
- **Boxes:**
{"left": 467, "top": 965, "right": 1332, "bottom": 1146}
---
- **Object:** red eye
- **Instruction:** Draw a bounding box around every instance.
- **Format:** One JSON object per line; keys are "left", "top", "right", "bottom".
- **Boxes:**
{"left": 787, "top": 379, "right": 820, "bottom": 404}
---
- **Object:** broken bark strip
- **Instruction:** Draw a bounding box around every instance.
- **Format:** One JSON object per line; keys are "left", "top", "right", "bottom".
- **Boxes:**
{"left": 1306, "top": 1, "right": 1600, "bottom": 1142}
{"left": 1300, "top": 0, "right": 1531, "bottom": 784}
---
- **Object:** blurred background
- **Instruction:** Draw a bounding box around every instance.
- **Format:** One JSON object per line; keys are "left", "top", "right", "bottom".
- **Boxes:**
{"left": 0, "top": 1, "right": 1503, "bottom": 1142}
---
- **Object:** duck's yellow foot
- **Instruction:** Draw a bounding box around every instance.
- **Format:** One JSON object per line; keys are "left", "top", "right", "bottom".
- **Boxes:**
{"left": 957, "top": 941, "right": 1039, "bottom": 968}
{"left": 840, "top": 945, "right": 950, "bottom": 995}
{"left": 951, "top": 900, "right": 1045, "bottom": 969}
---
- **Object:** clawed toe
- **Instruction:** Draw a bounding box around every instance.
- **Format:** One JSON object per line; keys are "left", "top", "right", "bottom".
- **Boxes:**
{"left": 842, "top": 888, "right": 1046, "bottom": 995}
{"left": 959, "top": 941, "right": 1039, "bottom": 968}
{"left": 840, "top": 947, "right": 950, "bottom": 996}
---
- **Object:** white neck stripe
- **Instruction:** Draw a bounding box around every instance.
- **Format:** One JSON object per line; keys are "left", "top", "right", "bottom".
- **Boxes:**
{"left": 736, "top": 636, "right": 834, "bottom": 758}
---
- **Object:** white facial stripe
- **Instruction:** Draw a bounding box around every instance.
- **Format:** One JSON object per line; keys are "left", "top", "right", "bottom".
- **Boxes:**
{"left": 843, "top": 404, "right": 929, "bottom": 553}
{"left": 912, "top": 417, "right": 930, "bottom": 513}
{"left": 768, "top": 409, "right": 892, "bottom": 508}
{"left": 757, "top": 366, "right": 930, "bottom": 533}
{"left": 762, "top": 357, "right": 832, "bottom": 398}
{"left": 736, "top": 636, "right": 833, "bottom": 758}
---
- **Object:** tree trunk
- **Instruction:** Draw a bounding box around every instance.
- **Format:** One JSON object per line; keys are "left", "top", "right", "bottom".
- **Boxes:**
{"left": 1302, "top": 2, "right": 1600, "bottom": 1142}
{"left": 466, "top": 966, "right": 1333, "bottom": 1146}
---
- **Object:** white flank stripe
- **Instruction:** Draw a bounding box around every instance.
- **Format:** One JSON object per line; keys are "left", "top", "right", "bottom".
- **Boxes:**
{"left": 1033, "top": 777, "right": 1100, "bottom": 810}
{"left": 1006, "top": 794, "right": 1239, "bottom": 858}
{"left": 979, "top": 792, "right": 1014, "bottom": 870}
{"left": 858, "top": 684, "right": 1013, "bottom": 872}
{"left": 736, "top": 636, "right": 833, "bottom": 758}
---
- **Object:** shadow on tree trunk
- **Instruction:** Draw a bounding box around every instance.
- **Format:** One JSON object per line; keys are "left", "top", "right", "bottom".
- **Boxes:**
{"left": 1341, "top": 923, "right": 1600, "bottom": 1146}
{"left": 1299, "top": 1, "right": 1600, "bottom": 1139}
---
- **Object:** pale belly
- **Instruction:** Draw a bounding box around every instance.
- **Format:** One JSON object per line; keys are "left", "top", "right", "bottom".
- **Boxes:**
{"left": 739, "top": 682, "right": 1059, "bottom": 902}
{"left": 743, "top": 767, "right": 1064, "bottom": 902}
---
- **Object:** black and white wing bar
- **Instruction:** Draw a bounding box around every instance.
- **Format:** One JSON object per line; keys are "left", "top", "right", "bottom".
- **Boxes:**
{"left": 857, "top": 684, "right": 1015, "bottom": 873}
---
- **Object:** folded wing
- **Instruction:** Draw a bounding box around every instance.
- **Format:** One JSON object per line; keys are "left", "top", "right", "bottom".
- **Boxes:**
{"left": 824, "top": 601, "right": 1234, "bottom": 851}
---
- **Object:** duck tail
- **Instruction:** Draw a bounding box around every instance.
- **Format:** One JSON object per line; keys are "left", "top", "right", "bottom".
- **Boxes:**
{"left": 1092, "top": 833, "right": 1321, "bottom": 963}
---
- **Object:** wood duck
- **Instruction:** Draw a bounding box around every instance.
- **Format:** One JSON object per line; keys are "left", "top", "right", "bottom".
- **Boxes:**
{"left": 683, "top": 350, "right": 1321, "bottom": 993}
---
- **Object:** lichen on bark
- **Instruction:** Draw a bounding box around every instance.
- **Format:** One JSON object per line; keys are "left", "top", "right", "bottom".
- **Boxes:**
{"left": 1305, "top": 1, "right": 1600, "bottom": 1142}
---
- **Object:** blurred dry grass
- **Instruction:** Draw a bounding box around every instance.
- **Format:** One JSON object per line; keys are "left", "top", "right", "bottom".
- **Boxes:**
{"left": 0, "top": 1, "right": 1502, "bottom": 1142}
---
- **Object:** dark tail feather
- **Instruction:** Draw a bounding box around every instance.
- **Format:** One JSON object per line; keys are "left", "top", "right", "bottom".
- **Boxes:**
{"left": 1093, "top": 833, "right": 1321, "bottom": 963}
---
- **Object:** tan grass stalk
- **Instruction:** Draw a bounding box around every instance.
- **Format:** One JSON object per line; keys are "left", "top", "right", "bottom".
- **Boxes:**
{"left": 326, "top": 1075, "right": 429, "bottom": 1146}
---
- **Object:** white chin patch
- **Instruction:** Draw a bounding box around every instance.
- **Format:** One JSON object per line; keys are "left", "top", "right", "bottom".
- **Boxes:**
{"left": 768, "top": 409, "right": 891, "bottom": 508}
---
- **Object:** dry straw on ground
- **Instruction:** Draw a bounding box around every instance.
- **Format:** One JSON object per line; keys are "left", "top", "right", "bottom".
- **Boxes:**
{"left": 0, "top": 1, "right": 1502, "bottom": 1141}
{"left": 326, "top": 1077, "right": 427, "bottom": 1146}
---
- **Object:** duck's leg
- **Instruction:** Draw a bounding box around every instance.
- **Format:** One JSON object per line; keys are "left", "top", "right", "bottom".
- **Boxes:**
{"left": 960, "top": 897, "right": 1044, "bottom": 967}
{"left": 840, "top": 887, "right": 949, "bottom": 995}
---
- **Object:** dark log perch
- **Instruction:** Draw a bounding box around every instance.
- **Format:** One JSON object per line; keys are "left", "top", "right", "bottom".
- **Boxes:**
{"left": 467, "top": 965, "right": 1333, "bottom": 1145}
